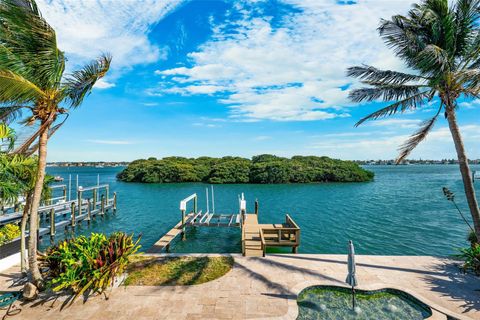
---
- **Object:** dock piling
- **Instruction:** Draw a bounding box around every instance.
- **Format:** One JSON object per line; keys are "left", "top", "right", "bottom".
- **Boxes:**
{"left": 181, "top": 209, "right": 186, "bottom": 240}
{"left": 101, "top": 195, "right": 105, "bottom": 215}
{"left": 87, "top": 198, "right": 91, "bottom": 225}
{"left": 93, "top": 189, "right": 97, "bottom": 210}
{"left": 71, "top": 202, "right": 76, "bottom": 227}
{"left": 113, "top": 192, "right": 117, "bottom": 212}
{"left": 77, "top": 189, "right": 83, "bottom": 216}
{"left": 50, "top": 208, "right": 56, "bottom": 237}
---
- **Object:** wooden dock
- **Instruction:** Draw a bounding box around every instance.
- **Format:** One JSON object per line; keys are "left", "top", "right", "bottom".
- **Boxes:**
{"left": 0, "top": 184, "right": 117, "bottom": 241}
{"left": 242, "top": 214, "right": 264, "bottom": 257}
{"left": 148, "top": 192, "right": 301, "bottom": 257}
{"left": 147, "top": 213, "right": 194, "bottom": 253}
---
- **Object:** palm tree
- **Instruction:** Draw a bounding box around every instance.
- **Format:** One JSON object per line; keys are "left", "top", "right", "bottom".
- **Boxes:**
{"left": 0, "top": 124, "right": 37, "bottom": 273}
{"left": 0, "top": 0, "right": 111, "bottom": 287}
{"left": 347, "top": 0, "right": 480, "bottom": 238}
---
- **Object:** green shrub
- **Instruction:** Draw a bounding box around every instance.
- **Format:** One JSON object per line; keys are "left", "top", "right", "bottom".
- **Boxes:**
{"left": 467, "top": 230, "right": 478, "bottom": 247}
{"left": 456, "top": 243, "right": 480, "bottom": 275}
{"left": 0, "top": 223, "right": 20, "bottom": 246}
{"left": 41, "top": 232, "right": 141, "bottom": 301}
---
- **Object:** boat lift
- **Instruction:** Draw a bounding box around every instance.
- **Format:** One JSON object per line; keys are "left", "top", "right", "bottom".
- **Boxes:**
{"left": 148, "top": 186, "right": 300, "bottom": 256}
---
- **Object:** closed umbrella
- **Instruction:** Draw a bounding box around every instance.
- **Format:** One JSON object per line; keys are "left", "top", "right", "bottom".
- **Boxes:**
{"left": 345, "top": 240, "right": 358, "bottom": 308}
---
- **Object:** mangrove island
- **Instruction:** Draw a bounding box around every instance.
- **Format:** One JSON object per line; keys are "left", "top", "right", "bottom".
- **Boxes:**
{"left": 117, "top": 154, "right": 374, "bottom": 184}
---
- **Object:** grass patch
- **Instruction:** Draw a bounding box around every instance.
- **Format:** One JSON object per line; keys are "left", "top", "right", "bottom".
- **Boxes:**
{"left": 125, "top": 255, "right": 234, "bottom": 286}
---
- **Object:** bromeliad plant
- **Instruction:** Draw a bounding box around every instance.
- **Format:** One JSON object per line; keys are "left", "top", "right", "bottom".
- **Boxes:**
{"left": 41, "top": 232, "right": 141, "bottom": 302}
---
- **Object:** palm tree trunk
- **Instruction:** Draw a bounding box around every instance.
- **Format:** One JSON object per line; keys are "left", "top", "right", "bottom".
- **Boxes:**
{"left": 446, "top": 107, "right": 480, "bottom": 238}
{"left": 27, "top": 124, "right": 49, "bottom": 287}
{"left": 20, "top": 192, "right": 32, "bottom": 274}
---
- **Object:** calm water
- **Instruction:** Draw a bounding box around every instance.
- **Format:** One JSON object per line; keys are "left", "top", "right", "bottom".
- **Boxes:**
{"left": 297, "top": 286, "right": 432, "bottom": 320}
{"left": 44, "top": 164, "right": 480, "bottom": 256}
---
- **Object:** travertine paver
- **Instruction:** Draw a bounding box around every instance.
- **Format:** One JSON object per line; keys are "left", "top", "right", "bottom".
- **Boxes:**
{"left": 0, "top": 254, "right": 479, "bottom": 319}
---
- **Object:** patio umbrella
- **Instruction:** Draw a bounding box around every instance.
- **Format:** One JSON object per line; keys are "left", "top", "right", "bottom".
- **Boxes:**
{"left": 345, "top": 240, "right": 358, "bottom": 308}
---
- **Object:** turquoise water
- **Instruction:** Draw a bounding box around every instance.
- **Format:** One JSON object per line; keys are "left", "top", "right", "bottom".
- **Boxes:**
{"left": 44, "top": 164, "right": 480, "bottom": 255}
{"left": 297, "top": 286, "right": 432, "bottom": 320}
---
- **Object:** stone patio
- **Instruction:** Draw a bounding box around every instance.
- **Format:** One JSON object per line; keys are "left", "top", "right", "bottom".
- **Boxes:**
{"left": 0, "top": 254, "right": 479, "bottom": 319}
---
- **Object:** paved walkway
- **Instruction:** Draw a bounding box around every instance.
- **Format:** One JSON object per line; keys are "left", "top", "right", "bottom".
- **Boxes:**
{"left": 1, "top": 254, "right": 479, "bottom": 319}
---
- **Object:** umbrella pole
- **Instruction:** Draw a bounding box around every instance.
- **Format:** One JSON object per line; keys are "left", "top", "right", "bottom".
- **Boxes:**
{"left": 352, "top": 287, "right": 355, "bottom": 309}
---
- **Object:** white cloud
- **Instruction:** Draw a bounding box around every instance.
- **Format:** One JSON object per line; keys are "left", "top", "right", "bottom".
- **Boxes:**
{"left": 86, "top": 139, "right": 133, "bottom": 145}
{"left": 154, "top": 0, "right": 414, "bottom": 121}
{"left": 192, "top": 122, "right": 221, "bottom": 128}
{"left": 94, "top": 79, "right": 116, "bottom": 89}
{"left": 308, "top": 124, "right": 480, "bottom": 160}
{"left": 252, "top": 135, "right": 272, "bottom": 141}
{"left": 459, "top": 99, "right": 480, "bottom": 110}
{"left": 368, "top": 119, "right": 422, "bottom": 129}
{"left": 37, "top": 0, "right": 184, "bottom": 85}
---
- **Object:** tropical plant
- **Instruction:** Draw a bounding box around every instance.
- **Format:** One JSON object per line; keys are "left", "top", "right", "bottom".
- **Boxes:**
{"left": 0, "top": 0, "right": 111, "bottom": 286}
{"left": 456, "top": 243, "right": 480, "bottom": 275}
{"left": 347, "top": 0, "right": 480, "bottom": 237}
{"left": 442, "top": 187, "right": 476, "bottom": 239}
{"left": 0, "top": 123, "right": 14, "bottom": 152}
{"left": 41, "top": 232, "right": 141, "bottom": 302}
{"left": 0, "top": 223, "right": 20, "bottom": 246}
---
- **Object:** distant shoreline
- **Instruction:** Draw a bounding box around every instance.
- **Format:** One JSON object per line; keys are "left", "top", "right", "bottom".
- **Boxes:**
{"left": 46, "top": 160, "right": 480, "bottom": 167}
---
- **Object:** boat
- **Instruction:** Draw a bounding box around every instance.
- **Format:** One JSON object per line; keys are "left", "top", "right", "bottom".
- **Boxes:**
{"left": 53, "top": 176, "right": 64, "bottom": 182}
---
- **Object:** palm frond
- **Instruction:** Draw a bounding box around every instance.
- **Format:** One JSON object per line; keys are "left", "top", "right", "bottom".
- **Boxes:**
{"left": 415, "top": 44, "right": 451, "bottom": 73}
{"left": 396, "top": 106, "right": 443, "bottom": 163}
{"left": 454, "top": 0, "right": 480, "bottom": 56}
{"left": 0, "top": 70, "right": 45, "bottom": 103}
{"left": 13, "top": 111, "right": 55, "bottom": 155}
{"left": 0, "top": 0, "right": 64, "bottom": 89}
{"left": 349, "top": 84, "right": 425, "bottom": 103}
{"left": 378, "top": 16, "right": 426, "bottom": 65}
{"left": 23, "top": 114, "right": 68, "bottom": 156}
{"left": 0, "top": 105, "right": 25, "bottom": 124}
{"left": 346, "top": 65, "right": 427, "bottom": 85}
{"left": 355, "top": 90, "right": 432, "bottom": 126}
{"left": 62, "top": 54, "right": 112, "bottom": 108}
{"left": 455, "top": 68, "right": 480, "bottom": 94}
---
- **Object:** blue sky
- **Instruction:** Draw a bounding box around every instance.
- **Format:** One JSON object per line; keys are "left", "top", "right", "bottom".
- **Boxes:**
{"left": 37, "top": 0, "right": 479, "bottom": 162}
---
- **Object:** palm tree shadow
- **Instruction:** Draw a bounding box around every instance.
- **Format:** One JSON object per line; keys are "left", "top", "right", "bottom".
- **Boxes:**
{"left": 423, "top": 263, "right": 480, "bottom": 314}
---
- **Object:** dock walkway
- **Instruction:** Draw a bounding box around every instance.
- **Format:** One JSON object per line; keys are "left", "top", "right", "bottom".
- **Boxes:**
{"left": 148, "top": 192, "right": 301, "bottom": 257}
{"left": 148, "top": 213, "right": 194, "bottom": 253}
{"left": 242, "top": 214, "right": 263, "bottom": 257}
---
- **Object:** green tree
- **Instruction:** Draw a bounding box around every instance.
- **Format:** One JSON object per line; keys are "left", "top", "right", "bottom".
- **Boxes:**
{"left": 347, "top": 0, "right": 480, "bottom": 237}
{"left": 0, "top": 0, "right": 111, "bottom": 287}
{"left": 0, "top": 124, "right": 38, "bottom": 273}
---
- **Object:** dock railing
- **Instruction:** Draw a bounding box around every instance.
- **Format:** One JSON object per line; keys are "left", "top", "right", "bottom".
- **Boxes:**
{"left": 260, "top": 214, "right": 300, "bottom": 254}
